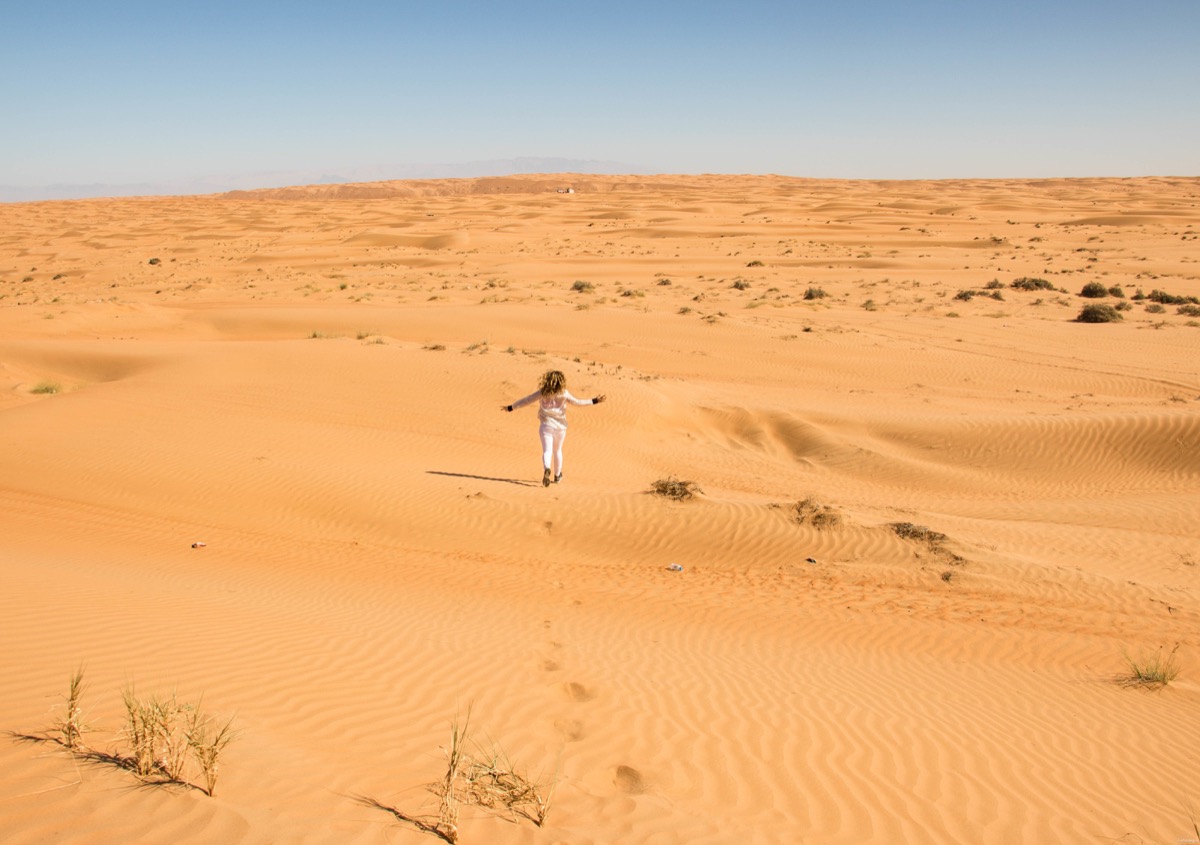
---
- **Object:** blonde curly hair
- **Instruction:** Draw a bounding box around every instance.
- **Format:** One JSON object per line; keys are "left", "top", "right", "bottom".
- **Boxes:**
{"left": 538, "top": 370, "right": 566, "bottom": 395}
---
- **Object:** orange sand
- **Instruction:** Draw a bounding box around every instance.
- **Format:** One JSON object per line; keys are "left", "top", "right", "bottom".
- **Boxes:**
{"left": 1, "top": 174, "right": 1198, "bottom": 844}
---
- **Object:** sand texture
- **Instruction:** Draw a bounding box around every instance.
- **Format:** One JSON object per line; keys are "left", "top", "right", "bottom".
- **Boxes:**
{"left": 2, "top": 174, "right": 1199, "bottom": 844}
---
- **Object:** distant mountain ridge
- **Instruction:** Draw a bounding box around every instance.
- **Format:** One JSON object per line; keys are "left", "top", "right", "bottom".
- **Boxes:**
{"left": 0, "top": 157, "right": 651, "bottom": 202}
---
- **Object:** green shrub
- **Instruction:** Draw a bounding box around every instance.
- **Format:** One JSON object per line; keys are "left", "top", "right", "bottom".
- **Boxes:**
{"left": 1012, "top": 277, "right": 1055, "bottom": 291}
{"left": 1077, "top": 304, "right": 1123, "bottom": 323}
{"left": 1079, "top": 282, "right": 1109, "bottom": 298}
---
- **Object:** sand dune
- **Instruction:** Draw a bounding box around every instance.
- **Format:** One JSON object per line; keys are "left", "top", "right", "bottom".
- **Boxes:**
{"left": 2, "top": 174, "right": 1199, "bottom": 844}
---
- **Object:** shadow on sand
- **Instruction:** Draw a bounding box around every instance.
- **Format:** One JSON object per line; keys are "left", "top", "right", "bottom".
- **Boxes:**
{"left": 426, "top": 470, "right": 539, "bottom": 488}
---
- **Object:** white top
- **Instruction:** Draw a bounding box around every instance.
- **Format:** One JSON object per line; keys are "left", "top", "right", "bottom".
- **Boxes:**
{"left": 511, "top": 390, "right": 594, "bottom": 430}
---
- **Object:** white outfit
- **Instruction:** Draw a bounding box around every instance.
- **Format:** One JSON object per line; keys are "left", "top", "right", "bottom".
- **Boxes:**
{"left": 510, "top": 390, "right": 595, "bottom": 474}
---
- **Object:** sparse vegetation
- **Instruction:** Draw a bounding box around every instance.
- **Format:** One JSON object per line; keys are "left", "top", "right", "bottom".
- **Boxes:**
{"left": 793, "top": 496, "right": 842, "bottom": 529}
{"left": 1148, "top": 289, "right": 1200, "bottom": 305}
{"left": 1011, "top": 277, "right": 1055, "bottom": 291}
{"left": 1076, "top": 303, "right": 1123, "bottom": 323}
{"left": 361, "top": 709, "right": 557, "bottom": 843}
{"left": 53, "top": 667, "right": 89, "bottom": 751}
{"left": 1080, "top": 281, "right": 1109, "bottom": 298}
{"left": 731, "top": 279, "right": 751, "bottom": 290}
{"left": 122, "top": 686, "right": 190, "bottom": 781}
{"left": 570, "top": 280, "right": 594, "bottom": 293}
{"left": 891, "top": 522, "right": 947, "bottom": 545}
{"left": 31, "top": 381, "right": 60, "bottom": 394}
{"left": 1119, "top": 644, "right": 1181, "bottom": 689}
{"left": 650, "top": 477, "right": 702, "bottom": 501}
{"left": 803, "top": 286, "right": 827, "bottom": 300}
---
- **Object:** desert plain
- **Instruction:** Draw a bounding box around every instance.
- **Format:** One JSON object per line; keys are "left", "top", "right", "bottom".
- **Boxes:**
{"left": 1, "top": 173, "right": 1199, "bottom": 844}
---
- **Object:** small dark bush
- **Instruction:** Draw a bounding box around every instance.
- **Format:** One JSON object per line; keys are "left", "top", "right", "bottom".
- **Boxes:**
{"left": 1080, "top": 282, "right": 1109, "bottom": 298}
{"left": 804, "top": 287, "right": 827, "bottom": 300}
{"left": 1145, "top": 303, "right": 1166, "bottom": 314}
{"left": 984, "top": 279, "right": 1004, "bottom": 290}
{"left": 650, "top": 477, "right": 702, "bottom": 501}
{"left": 1077, "top": 304, "right": 1123, "bottom": 323}
{"left": 1108, "top": 286, "right": 1125, "bottom": 298}
{"left": 953, "top": 290, "right": 977, "bottom": 301}
{"left": 1178, "top": 305, "right": 1200, "bottom": 317}
{"left": 891, "top": 522, "right": 947, "bottom": 545}
{"left": 731, "top": 280, "right": 751, "bottom": 290}
{"left": 793, "top": 497, "right": 842, "bottom": 530}
{"left": 1148, "top": 289, "right": 1200, "bottom": 305}
{"left": 571, "top": 280, "right": 594, "bottom": 293}
{"left": 1012, "top": 277, "right": 1055, "bottom": 291}
{"left": 745, "top": 260, "right": 764, "bottom": 267}
{"left": 657, "top": 278, "right": 672, "bottom": 286}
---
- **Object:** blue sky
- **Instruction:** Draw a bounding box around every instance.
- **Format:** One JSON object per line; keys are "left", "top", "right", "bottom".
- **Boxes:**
{"left": 2, "top": 1, "right": 1197, "bottom": 198}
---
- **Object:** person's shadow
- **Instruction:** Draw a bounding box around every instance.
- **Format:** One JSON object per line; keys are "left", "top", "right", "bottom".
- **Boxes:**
{"left": 426, "top": 470, "right": 540, "bottom": 487}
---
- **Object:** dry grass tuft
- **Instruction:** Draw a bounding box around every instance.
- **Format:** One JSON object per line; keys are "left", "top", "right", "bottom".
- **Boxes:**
{"left": 1118, "top": 644, "right": 1181, "bottom": 690}
{"left": 122, "top": 686, "right": 190, "bottom": 782}
{"left": 52, "top": 666, "right": 89, "bottom": 751}
{"left": 458, "top": 739, "right": 558, "bottom": 827}
{"left": 890, "top": 522, "right": 947, "bottom": 545}
{"left": 650, "top": 477, "right": 702, "bottom": 501}
{"left": 369, "top": 709, "right": 558, "bottom": 842}
{"left": 185, "top": 704, "right": 238, "bottom": 797}
{"left": 793, "top": 497, "right": 842, "bottom": 530}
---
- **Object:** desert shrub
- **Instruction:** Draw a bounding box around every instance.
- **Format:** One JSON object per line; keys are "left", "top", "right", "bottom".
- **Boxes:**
{"left": 1119, "top": 644, "right": 1180, "bottom": 689}
{"left": 953, "top": 290, "right": 977, "bottom": 301}
{"left": 731, "top": 279, "right": 751, "bottom": 290}
{"left": 745, "top": 260, "right": 764, "bottom": 267}
{"left": 984, "top": 279, "right": 1004, "bottom": 290}
{"left": 657, "top": 278, "right": 672, "bottom": 286}
{"left": 891, "top": 522, "right": 947, "bottom": 545}
{"left": 1178, "top": 305, "right": 1200, "bottom": 317}
{"left": 1012, "top": 277, "right": 1055, "bottom": 291}
{"left": 1077, "top": 304, "right": 1123, "bottom": 323}
{"left": 1079, "top": 281, "right": 1109, "bottom": 298}
{"left": 650, "top": 477, "right": 702, "bottom": 501}
{"left": 570, "top": 280, "right": 594, "bottom": 293}
{"left": 793, "top": 497, "right": 842, "bottom": 529}
{"left": 31, "top": 381, "right": 60, "bottom": 394}
{"left": 1107, "top": 285, "right": 1125, "bottom": 298}
{"left": 862, "top": 299, "right": 877, "bottom": 311}
{"left": 803, "top": 287, "right": 827, "bottom": 300}
{"left": 1149, "top": 289, "right": 1200, "bottom": 305}
{"left": 1145, "top": 303, "right": 1166, "bottom": 314}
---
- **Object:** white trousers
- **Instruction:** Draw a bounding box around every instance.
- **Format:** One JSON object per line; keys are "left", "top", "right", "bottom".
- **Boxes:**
{"left": 539, "top": 423, "right": 567, "bottom": 474}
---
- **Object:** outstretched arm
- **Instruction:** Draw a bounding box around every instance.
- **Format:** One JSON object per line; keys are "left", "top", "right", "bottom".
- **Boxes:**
{"left": 563, "top": 390, "right": 605, "bottom": 406}
{"left": 502, "top": 390, "right": 542, "bottom": 412}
